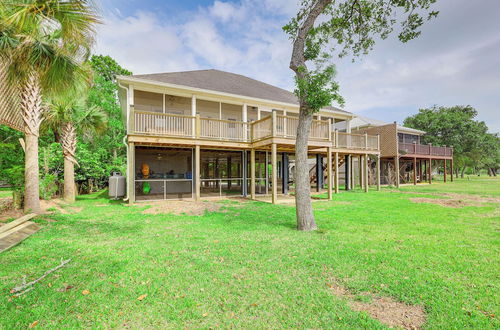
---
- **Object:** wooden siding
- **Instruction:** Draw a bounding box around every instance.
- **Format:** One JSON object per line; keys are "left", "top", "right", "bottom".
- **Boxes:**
{"left": 353, "top": 123, "right": 397, "bottom": 157}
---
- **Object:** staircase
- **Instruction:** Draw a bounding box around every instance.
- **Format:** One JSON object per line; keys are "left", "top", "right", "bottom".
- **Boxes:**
{"left": 309, "top": 157, "right": 346, "bottom": 183}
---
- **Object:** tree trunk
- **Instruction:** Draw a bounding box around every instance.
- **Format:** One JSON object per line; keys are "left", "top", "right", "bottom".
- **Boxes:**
{"left": 21, "top": 73, "right": 43, "bottom": 214}
{"left": 63, "top": 156, "right": 75, "bottom": 203}
{"left": 295, "top": 109, "right": 317, "bottom": 231}
{"left": 461, "top": 167, "right": 465, "bottom": 178}
{"left": 24, "top": 133, "right": 41, "bottom": 213}
{"left": 61, "top": 122, "right": 78, "bottom": 203}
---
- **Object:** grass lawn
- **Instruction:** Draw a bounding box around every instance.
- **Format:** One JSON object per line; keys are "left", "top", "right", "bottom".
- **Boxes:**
{"left": 0, "top": 177, "right": 498, "bottom": 328}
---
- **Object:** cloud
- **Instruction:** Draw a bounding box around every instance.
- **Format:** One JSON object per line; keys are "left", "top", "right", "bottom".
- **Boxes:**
{"left": 95, "top": 0, "right": 500, "bottom": 132}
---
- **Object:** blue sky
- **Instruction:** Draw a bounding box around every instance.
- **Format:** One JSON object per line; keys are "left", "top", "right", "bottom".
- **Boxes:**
{"left": 95, "top": 0, "right": 500, "bottom": 132}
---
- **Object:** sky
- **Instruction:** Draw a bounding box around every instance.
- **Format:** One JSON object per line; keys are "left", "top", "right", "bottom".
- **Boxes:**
{"left": 94, "top": 0, "right": 500, "bottom": 132}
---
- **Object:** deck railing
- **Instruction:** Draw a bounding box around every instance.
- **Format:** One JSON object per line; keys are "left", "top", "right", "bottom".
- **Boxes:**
{"left": 275, "top": 115, "right": 330, "bottom": 141}
{"left": 133, "top": 111, "right": 194, "bottom": 137}
{"left": 399, "top": 142, "right": 453, "bottom": 157}
{"left": 251, "top": 116, "right": 273, "bottom": 141}
{"left": 199, "top": 117, "right": 249, "bottom": 142}
{"left": 131, "top": 110, "right": 380, "bottom": 152}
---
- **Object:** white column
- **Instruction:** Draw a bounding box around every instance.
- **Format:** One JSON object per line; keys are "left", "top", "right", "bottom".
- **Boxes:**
{"left": 345, "top": 119, "right": 351, "bottom": 133}
{"left": 191, "top": 95, "right": 196, "bottom": 137}
{"left": 243, "top": 103, "right": 248, "bottom": 141}
{"left": 127, "top": 86, "right": 134, "bottom": 134}
{"left": 257, "top": 107, "right": 261, "bottom": 120}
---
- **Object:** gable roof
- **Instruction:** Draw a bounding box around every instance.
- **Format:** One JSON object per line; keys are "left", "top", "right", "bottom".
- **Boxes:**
{"left": 125, "top": 69, "right": 351, "bottom": 115}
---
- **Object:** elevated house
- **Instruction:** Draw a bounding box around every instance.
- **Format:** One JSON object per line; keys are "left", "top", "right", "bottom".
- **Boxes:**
{"left": 117, "top": 69, "right": 382, "bottom": 203}
{"left": 349, "top": 116, "right": 453, "bottom": 186}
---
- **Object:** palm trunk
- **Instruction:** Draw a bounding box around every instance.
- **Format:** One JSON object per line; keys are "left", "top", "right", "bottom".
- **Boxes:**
{"left": 61, "top": 122, "right": 78, "bottom": 203}
{"left": 63, "top": 156, "right": 75, "bottom": 202}
{"left": 295, "top": 109, "right": 317, "bottom": 231}
{"left": 24, "top": 132, "right": 41, "bottom": 213}
{"left": 21, "top": 72, "right": 43, "bottom": 214}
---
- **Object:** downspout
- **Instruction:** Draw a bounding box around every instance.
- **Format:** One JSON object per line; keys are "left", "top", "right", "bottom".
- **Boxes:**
{"left": 118, "top": 82, "right": 130, "bottom": 202}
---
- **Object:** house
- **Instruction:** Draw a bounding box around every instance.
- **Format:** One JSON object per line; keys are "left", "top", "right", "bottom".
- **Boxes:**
{"left": 117, "top": 69, "right": 381, "bottom": 203}
{"left": 348, "top": 116, "right": 454, "bottom": 186}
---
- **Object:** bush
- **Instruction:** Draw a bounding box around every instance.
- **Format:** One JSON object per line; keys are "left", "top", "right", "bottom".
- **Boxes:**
{"left": 40, "top": 173, "right": 59, "bottom": 200}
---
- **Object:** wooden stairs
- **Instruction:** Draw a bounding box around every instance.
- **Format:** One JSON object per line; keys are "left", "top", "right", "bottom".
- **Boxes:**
{"left": 0, "top": 213, "right": 40, "bottom": 253}
{"left": 310, "top": 157, "right": 346, "bottom": 183}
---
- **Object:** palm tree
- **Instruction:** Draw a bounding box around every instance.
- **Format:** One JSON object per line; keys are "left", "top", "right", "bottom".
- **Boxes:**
{"left": 44, "top": 94, "right": 107, "bottom": 202}
{"left": 0, "top": 0, "right": 100, "bottom": 213}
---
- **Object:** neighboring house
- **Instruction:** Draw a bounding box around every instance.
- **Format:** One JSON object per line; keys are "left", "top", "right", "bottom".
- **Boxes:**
{"left": 117, "top": 69, "right": 381, "bottom": 203}
{"left": 348, "top": 116, "right": 454, "bottom": 186}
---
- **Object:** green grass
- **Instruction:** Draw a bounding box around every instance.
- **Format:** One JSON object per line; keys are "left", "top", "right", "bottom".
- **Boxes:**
{"left": 0, "top": 188, "right": 12, "bottom": 199}
{"left": 1, "top": 178, "right": 499, "bottom": 328}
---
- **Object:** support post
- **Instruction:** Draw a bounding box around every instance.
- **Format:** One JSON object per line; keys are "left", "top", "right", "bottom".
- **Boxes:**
{"left": 250, "top": 149, "right": 255, "bottom": 199}
{"left": 242, "top": 151, "right": 247, "bottom": 197}
{"left": 316, "top": 154, "right": 323, "bottom": 192}
{"left": 335, "top": 152, "right": 339, "bottom": 194}
{"left": 359, "top": 155, "right": 363, "bottom": 188}
{"left": 413, "top": 157, "right": 417, "bottom": 185}
{"left": 271, "top": 143, "right": 277, "bottom": 204}
{"left": 242, "top": 103, "right": 248, "bottom": 141}
{"left": 195, "top": 114, "right": 201, "bottom": 138}
{"left": 395, "top": 156, "right": 400, "bottom": 188}
{"left": 429, "top": 159, "right": 432, "bottom": 184}
{"left": 127, "top": 142, "right": 135, "bottom": 204}
{"left": 364, "top": 154, "right": 369, "bottom": 192}
{"left": 443, "top": 158, "right": 447, "bottom": 183}
{"left": 376, "top": 155, "right": 381, "bottom": 191}
{"left": 195, "top": 146, "right": 200, "bottom": 201}
{"left": 327, "top": 148, "right": 333, "bottom": 199}
{"left": 345, "top": 155, "right": 350, "bottom": 191}
{"left": 282, "top": 152, "right": 289, "bottom": 195}
{"left": 451, "top": 158, "right": 454, "bottom": 182}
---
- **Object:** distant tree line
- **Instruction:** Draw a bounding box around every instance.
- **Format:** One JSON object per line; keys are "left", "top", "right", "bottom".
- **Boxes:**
{"left": 404, "top": 105, "right": 499, "bottom": 177}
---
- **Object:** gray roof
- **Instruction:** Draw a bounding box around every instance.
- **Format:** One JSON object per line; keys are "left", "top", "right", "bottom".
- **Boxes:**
{"left": 336, "top": 115, "right": 426, "bottom": 135}
{"left": 127, "top": 69, "right": 351, "bottom": 115}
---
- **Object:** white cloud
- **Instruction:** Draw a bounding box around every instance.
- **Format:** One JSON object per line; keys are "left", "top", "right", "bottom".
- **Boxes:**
{"left": 95, "top": 0, "right": 500, "bottom": 132}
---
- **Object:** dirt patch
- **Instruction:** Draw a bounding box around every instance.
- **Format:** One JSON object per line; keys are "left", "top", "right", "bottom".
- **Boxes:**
{"left": 40, "top": 199, "right": 82, "bottom": 214}
{"left": 403, "top": 191, "right": 500, "bottom": 208}
{"left": 409, "top": 197, "right": 471, "bottom": 208}
{"left": 327, "top": 281, "right": 426, "bottom": 329}
{"left": 142, "top": 199, "right": 245, "bottom": 216}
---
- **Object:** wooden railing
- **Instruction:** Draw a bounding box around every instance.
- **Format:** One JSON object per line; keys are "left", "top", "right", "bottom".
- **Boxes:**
{"left": 251, "top": 116, "right": 273, "bottom": 141}
{"left": 130, "top": 110, "right": 380, "bottom": 152}
{"left": 133, "top": 110, "right": 194, "bottom": 137}
{"left": 274, "top": 115, "right": 329, "bottom": 140}
{"left": 399, "top": 142, "right": 453, "bottom": 157}
{"left": 200, "top": 117, "right": 249, "bottom": 142}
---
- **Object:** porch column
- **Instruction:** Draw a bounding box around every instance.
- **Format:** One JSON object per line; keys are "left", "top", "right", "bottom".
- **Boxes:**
{"left": 191, "top": 95, "right": 196, "bottom": 137}
{"left": 364, "top": 154, "right": 369, "bottom": 192}
{"left": 395, "top": 156, "right": 400, "bottom": 188}
{"left": 271, "top": 143, "right": 278, "bottom": 204}
{"left": 127, "top": 142, "right": 135, "bottom": 204}
{"left": 359, "top": 155, "right": 363, "bottom": 188}
{"left": 227, "top": 156, "right": 232, "bottom": 190}
{"left": 428, "top": 158, "right": 432, "bottom": 184}
{"left": 413, "top": 157, "right": 417, "bottom": 185}
{"left": 444, "top": 159, "right": 447, "bottom": 183}
{"left": 282, "top": 152, "right": 289, "bottom": 195}
{"left": 316, "top": 154, "right": 323, "bottom": 192}
{"left": 195, "top": 145, "right": 200, "bottom": 201}
{"left": 350, "top": 155, "right": 355, "bottom": 190}
{"left": 345, "top": 155, "right": 350, "bottom": 191}
{"left": 327, "top": 147, "right": 333, "bottom": 200}
{"left": 451, "top": 158, "right": 454, "bottom": 182}
{"left": 250, "top": 149, "right": 256, "bottom": 199}
{"left": 376, "top": 155, "right": 381, "bottom": 191}
{"left": 242, "top": 103, "right": 248, "bottom": 141}
{"left": 242, "top": 151, "right": 248, "bottom": 197}
{"left": 335, "top": 152, "right": 339, "bottom": 194}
